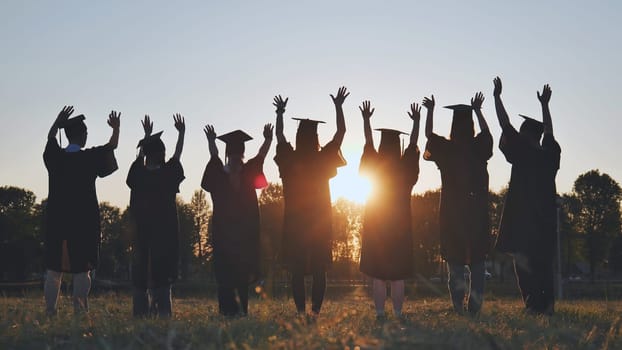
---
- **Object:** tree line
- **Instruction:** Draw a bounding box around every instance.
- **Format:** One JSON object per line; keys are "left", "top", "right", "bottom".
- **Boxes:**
{"left": 1, "top": 169, "right": 620, "bottom": 283}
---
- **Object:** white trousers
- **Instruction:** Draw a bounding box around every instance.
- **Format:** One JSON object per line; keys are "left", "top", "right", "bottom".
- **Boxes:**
{"left": 44, "top": 269, "right": 91, "bottom": 315}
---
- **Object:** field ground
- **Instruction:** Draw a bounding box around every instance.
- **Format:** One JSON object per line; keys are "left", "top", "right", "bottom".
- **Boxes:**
{"left": 1, "top": 293, "right": 622, "bottom": 349}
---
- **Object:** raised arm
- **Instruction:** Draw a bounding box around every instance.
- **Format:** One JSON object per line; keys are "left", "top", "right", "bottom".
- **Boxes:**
{"left": 471, "top": 92, "right": 489, "bottom": 133}
{"left": 330, "top": 86, "right": 349, "bottom": 147}
{"left": 408, "top": 102, "right": 421, "bottom": 146}
{"left": 359, "top": 100, "right": 375, "bottom": 147}
{"left": 172, "top": 113, "right": 185, "bottom": 160}
{"left": 203, "top": 124, "right": 218, "bottom": 158}
{"left": 106, "top": 111, "right": 121, "bottom": 149}
{"left": 137, "top": 115, "right": 153, "bottom": 158}
{"left": 422, "top": 95, "right": 435, "bottom": 138}
{"left": 493, "top": 76, "right": 512, "bottom": 131}
{"left": 273, "top": 95, "right": 288, "bottom": 144}
{"left": 48, "top": 106, "right": 74, "bottom": 140}
{"left": 256, "top": 123, "right": 274, "bottom": 159}
{"left": 537, "top": 84, "right": 553, "bottom": 135}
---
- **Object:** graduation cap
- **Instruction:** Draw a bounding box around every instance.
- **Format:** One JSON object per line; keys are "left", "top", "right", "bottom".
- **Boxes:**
{"left": 293, "top": 118, "right": 324, "bottom": 150}
{"left": 59, "top": 114, "right": 86, "bottom": 130}
{"left": 137, "top": 131, "right": 165, "bottom": 154}
{"left": 518, "top": 114, "right": 544, "bottom": 135}
{"left": 217, "top": 130, "right": 253, "bottom": 156}
{"left": 292, "top": 118, "right": 325, "bottom": 133}
{"left": 444, "top": 104, "right": 475, "bottom": 140}
{"left": 376, "top": 128, "right": 408, "bottom": 155}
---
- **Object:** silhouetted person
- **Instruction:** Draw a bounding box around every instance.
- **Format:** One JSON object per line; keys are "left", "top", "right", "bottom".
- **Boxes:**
{"left": 273, "top": 88, "right": 348, "bottom": 317}
{"left": 358, "top": 100, "right": 420, "bottom": 319}
{"left": 201, "top": 124, "right": 273, "bottom": 316}
{"left": 43, "top": 106, "right": 120, "bottom": 315}
{"left": 423, "top": 92, "right": 493, "bottom": 316}
{"left": 493, "top": 77, "right": 561, "bottom": 315}
{"left": 126, "top": 114, "right": 185, "bottom": 318}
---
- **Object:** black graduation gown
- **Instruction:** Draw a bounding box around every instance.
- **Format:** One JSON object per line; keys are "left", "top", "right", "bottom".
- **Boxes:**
{"left": 359, "top": 144, "right": 420, "bottom": 280}
{"left": 43, "top": 139, "right": 118, "bottom": 273}
{"left": 424, "top": 131, "right": 493, "bottom": 264}
{"left": 495, "top": 127, "right": 561, "bottom": 254}
{"left": 127, "top": 158, "right": 185, "bottom": 289}
{"left": 201, "top": 156, "right": 267, "bottom": 287}
{"left": 274, "top": 141, "right": 346, "bottom": 274}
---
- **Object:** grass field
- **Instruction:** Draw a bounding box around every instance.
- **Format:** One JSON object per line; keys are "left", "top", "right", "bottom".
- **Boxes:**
{"left": 1, "top": 293, "right": 621, "bottom": 349}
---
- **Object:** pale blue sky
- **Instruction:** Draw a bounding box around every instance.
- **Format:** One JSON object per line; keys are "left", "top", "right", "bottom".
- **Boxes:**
{"left": 1, "top": 1, "right": 620, "bottom": 207}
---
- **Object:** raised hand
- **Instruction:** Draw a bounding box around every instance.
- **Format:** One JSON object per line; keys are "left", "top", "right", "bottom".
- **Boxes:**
{"left": 537, "top": 84, "right": 552, "bottom": 104}
{"left": 273, "top": 95, "right": 288, "bottom": 114}
{"left": 471, "top": 92, "right": 485, "bottom": 110}
{"left": 173, "top": 113, "right": 185, "bottom": 133}
{"left": 108, "top": 111, "right": 121, "bottom": 129}
{"left": 408, "top": 102, "right": 421, "bottom": 121}
{"left": 359, "top": 100, "right": 374, "bottom": 120}
{"left": 263, "top": 123, "right": 274, "bottom": 139}
{"left": 422, "top": 95, "right": 435, "bottom": 110}
{"left": 203, "top": 124, "right": 216, "bottom": 142}
{"left": 493, "top": 76, "right": 503, "bottom": 97}
{"left": 330, "top": 86, "right": 350, "bottom": 106}
{"left": 56, "top": 105, "right": 74, "bottom": 124}
{"left": 141, "top": 115, "right": 153, "bottom": 136}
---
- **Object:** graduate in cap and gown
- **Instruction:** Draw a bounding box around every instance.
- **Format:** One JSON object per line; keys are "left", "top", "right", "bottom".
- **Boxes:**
{"left": 492, "top": 77, "right": 561, "bottom": 315}
{"left": 358, "top": 100, "right": 421, "bottom": 319}
{"left": 43, "top": 106, "right": 120, "bottom": 315}
{"left": 423, "top": 92, "right": 493, "bottom": 316}
{"left": 126, "top": 114, "right": 186, "bottom": 318}
{"left": 273, "top": 88, "right": 348, "bottom": 317}
{"left": 201, "top": 123, "right": 273, "bottom": 316}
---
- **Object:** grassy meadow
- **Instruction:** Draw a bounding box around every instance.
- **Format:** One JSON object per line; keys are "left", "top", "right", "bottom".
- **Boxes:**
{"left": 1, "top": 293, "right": 621, "bottom": 349}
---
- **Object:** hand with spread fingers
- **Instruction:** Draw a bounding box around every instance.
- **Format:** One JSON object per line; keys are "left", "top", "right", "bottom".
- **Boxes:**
{"left": 142, "top": 115, "right": 153, "bottom": 137}
{"left": 108, "top": 111, "right": 121, "bottom": 130}
{"left": 263, "top": 123, "right": 274, "bottom": 140}
{"left": 493, "top": 77, "right": 503, "bottom": 97}
{"left": 537, "top": 84, "right": 552, "bottom": 105}
{"left": 174, "top": 113, "right": 185, "bottom": 133}
{"left": 359, "top": 100, "right": 374, "bottom": 120}
{"left": 408, "top": 102, "right": 421, "bottom": 122}
{"left": 204, "top": 124, "right": 216, "bottom": 142}
{"left": 330, "top": 86, "right": 350, "bottom": 107}
{"left": 422, "top": 95, "right": 435, "bottom": 110}
{"left": 56, "top": 105, "right": 74, "bottom": 125}
{"left": 273, "top": 95, "right": 288, "bottom": 114}
{"left": 471, "top": 92, "right": 485, "bottom": 110}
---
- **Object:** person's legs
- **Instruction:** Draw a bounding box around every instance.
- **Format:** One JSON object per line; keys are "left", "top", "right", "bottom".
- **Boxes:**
{"left": 513, "top": 253, "right": 535, "bottom": 311}
{"left": 150, "top": 284, "right": 172, "bottom": 318}
{"left": 447, "top": 262, "right": 466, "bottom": 313}
{"left": 218, "top": 285, "right": 236, "bottom": 316}
{"left": 467, "top": 262, "right": 485, "bottom": 315}
{"left": 291, "top": 272, "right": 306, "bottom": 313}
{"left": 237, "top": 283, "right": 249, "bottom": 316}
{"left": 44, "top": 270, "right": 63, "bottom": 315}
{"left": 311, "top": 270, "right": 326, "bottom": 314}
{"left": 390, "top": 280, "right": 405, "bottom": 316}
{"left": 531, "top": 252, "right": 555, "bottom": 315}
{"left": 72, "top": 271, "right": 91, "bottom": 313}
{"left": 132, "top": 287, "right": 150, "bottom": 317}
{"left": 372, "top": 279, "right": 387, "bottom": 316}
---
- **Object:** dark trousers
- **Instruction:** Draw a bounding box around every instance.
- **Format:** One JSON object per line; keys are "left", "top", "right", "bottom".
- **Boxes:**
{"left": 292, "top": 270, "right": 326, "bottom": 314}
{"left": 447, "top": 261, "right": 485, "bottom": 315}
{"left": 133, "top": 284, "right": 173, "bottom": 318}
{"left": 514, "top": 252, "right": 555, "bottom": 315}
{"left": 218, "top": 283, "right": 249, "bottom": 316}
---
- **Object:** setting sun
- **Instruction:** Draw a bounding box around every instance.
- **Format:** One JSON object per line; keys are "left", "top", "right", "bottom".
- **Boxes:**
{"left": 330, "top": 161, "right": 373, "bottom": 204}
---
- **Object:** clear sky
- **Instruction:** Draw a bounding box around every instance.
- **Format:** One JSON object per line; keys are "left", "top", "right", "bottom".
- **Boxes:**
{"left": 1, "top": 1, "right": 620, "bottom": 207}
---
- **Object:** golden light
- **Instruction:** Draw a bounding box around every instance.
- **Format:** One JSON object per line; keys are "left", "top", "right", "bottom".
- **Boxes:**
{"left": 330, "top": 162, "right": 373, "bottom": 204}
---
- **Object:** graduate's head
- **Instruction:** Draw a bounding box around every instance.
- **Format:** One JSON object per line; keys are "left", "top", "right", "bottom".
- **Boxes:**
{"left": 60, "top": 115, "right": 88, "bottom": 147}
{"left": 518, "top": 114, "right": 544, "bottom": 144}
{"left": 218, "top": 129, "right": 252, "bottom": 163}
{"left": 294, "top": 118, "right": 323, "bottom": 153}
{"left": 446, "top": 104, "right": 475, "bottom": 142}
{"left": 376, "top": 128, "right": 406, "bottom": 162}
{"left": 138, "top": 131, "right": 166, "bottom": 166}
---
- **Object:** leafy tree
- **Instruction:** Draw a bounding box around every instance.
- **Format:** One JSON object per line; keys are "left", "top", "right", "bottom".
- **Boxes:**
{"left": 569, "top": 170, "right": 622, "bottom": 281}
{"left": 0, "top": 186, "right": 37, "bottom": 242}
{"left": 411, "top": 190, "right": 441, "bottom": 278}
{"left": 98, "top": 202, "right": 125, "bottom": 279}
{"left": 190, "top": 190, "right": 212, "bottom": 268}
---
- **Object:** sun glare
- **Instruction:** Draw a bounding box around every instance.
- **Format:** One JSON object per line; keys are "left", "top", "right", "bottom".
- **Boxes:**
{"left": 329, "top": 162, "right": 372, "bottom": 204}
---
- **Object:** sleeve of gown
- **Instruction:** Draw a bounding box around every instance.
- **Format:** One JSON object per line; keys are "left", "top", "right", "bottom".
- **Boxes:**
{"left": 358, "top": 143, "right": 377, "bottom": 177}
{"left": 126, "top": 158, "right": 143, "bottom": 190}
{"left": 542, "top": 134, "right": 561, "bottom": 170}
{"left": 43, "top": 138, "right": 61, "bottom": 170}
{"left": 273, "top": 142, "right": 294, "bottom": 178}
{"left": 201, "top": 156, "right": 224, "bottom": 192}
{"left": 402, "top": 144, "right": 421, "bottom": 187}
{"left": 90, "top": 144, "right": 119, "bottom": 178}
{"left": 499, "top": 125, "right": 524, "bottom": 164}
{"left": 474, "top": 129, "right": 494, "bottom": 161}
{"left": 423, "top": 133, "right": 449, "bottom": 164}
{"left": 320, "top": 139, "right": 347, "bottom": 178}
{"left": 167, "top": 158, "right": 186, "bottom": 193}
{"left": 246, "top": 156, "right": 268, "bottom": 189}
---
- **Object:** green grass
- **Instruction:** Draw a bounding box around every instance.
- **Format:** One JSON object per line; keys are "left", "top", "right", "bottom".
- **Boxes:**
{"left": 1, "top": 294, "right": 621, "bottom": 349}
